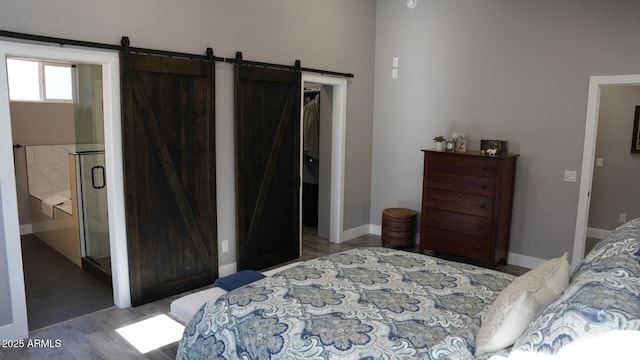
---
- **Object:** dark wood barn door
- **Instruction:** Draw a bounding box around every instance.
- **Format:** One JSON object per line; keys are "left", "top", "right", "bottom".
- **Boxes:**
{"left": 121, "top": 52, "right": 217, "bottom": 306}
{"left": 235, "top": 64, "right": 301, "bottom": 271}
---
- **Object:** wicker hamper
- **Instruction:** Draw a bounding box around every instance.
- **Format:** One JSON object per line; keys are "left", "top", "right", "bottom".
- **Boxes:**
{"left": 381, "top": 208, "right": 417, "bottom": 248}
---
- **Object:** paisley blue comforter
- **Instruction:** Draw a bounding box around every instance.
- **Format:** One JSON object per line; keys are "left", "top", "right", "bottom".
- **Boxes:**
{"left": 176, "top": 247, "right": 514, "bottom": 359}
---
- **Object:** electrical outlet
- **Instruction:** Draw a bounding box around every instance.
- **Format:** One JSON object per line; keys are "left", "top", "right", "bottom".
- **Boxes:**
{"left": 392, "top": 57, "right": 399, "bottom": 67}
{"left": 563, "top": 170, "right": 577, "bottom": 183}
{"left": 221, "top": 240, "right": 229, "bottom": 253}
{"left": 619, "top": 213, "right": 627, "bottom": 223}
{"left": 392, "top": 69, "right": 398, "bottom": 79}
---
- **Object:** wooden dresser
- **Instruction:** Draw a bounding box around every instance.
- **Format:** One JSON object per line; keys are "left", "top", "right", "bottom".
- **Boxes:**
{"left": 419, "top": 150, "right": 518, "bottom": 268}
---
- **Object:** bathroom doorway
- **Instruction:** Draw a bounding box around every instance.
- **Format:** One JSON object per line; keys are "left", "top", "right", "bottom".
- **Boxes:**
{"left": 7, "top": 57, "right": 112, "bottom": 329}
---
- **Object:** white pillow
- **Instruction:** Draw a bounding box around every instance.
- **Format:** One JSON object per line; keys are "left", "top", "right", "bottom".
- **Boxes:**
{"left": 475, "top": 253, "right": 570, "bottom": 356}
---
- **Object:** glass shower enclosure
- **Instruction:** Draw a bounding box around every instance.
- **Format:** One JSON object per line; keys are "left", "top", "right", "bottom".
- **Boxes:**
{"left": 74, "top": 63, "right": 111, "bottom": 283}
{"left": 76, "top": 150, "right": 111, "bottom": 281}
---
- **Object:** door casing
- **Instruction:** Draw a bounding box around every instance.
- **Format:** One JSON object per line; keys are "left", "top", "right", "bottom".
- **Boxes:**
{"left": 300, "top": 73, "right": 347, "bottom": 246}
{"left": 0, "top": 40, "right": 128, "bottom": 340}
{"left": 572, "top": 73, "right": 640, "bottom": 270}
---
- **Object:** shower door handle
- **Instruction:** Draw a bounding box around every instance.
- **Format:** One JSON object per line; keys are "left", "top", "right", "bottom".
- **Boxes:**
{"left": 91, "top": 165, "right": 106, "bottom": 189}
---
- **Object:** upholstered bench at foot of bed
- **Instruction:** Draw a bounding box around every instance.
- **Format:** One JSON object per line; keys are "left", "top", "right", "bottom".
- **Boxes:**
{"left": 170, "top": 261, "right": 303, "bottom": 323}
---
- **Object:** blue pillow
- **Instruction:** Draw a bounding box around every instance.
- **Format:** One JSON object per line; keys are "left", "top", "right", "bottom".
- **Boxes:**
{"left": 213, "top": 270, "right": 266, "bottom": 291}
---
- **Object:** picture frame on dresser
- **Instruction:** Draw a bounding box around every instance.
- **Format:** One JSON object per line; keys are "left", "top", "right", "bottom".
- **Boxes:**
{"left": 418, "top": 149, "right": 519, "bottom": 268}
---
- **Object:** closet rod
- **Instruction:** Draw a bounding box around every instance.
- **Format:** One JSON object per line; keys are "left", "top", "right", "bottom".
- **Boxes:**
{"left": 0, "top": 29, "right": 354, "bottom": 78}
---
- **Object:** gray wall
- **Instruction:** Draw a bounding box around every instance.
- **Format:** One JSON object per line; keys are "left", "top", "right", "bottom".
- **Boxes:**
{"left": 588, "top": 86, "right": 640, "bottom": 230}
{"left": 0, "top": 0, "right": 377, "bottom": 267}
{"left": 372, "top": 0, "right": 640, "bottom": 262}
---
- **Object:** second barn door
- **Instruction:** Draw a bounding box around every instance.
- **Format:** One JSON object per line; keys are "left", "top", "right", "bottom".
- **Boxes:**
{"left": 235, "top": 63, "right": 301, "bottom": 271}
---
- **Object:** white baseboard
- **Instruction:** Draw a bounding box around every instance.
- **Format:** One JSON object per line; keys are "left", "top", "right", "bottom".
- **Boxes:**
{"left": 359, "top": 223, "right": 546, "bottom": 269}
{"left": 19, "top": 224, "right": 32, "bottom": 235}
{"left": 587, "top": 227, "right": 611, "bottom": 240}
{"left": 218, "top": 262, "right": 237, "bottom": 277}
{"left": 341, "top": 224, "right": 371, "bottom": 242}
{"left": 216, "top": 226, "right": 544, "bottom": 275}
{"left": 0, "top": 323, "right": 20, "bottom": 341}
{"left": 507, "top": 252, "right": 545, "bottom": 269}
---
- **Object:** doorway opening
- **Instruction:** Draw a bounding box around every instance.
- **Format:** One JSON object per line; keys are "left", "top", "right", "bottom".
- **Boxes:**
{"left": 0, "top": 40, "right": 129, "bottom": 339}
{"left": 9, "top": 57, "right": 111, "bottom": 330}
{"left": 572, "top": 74, "right": 640, "bottom": 271}
{"left": 300, "top": 73, "right": 347, "bottom": 252}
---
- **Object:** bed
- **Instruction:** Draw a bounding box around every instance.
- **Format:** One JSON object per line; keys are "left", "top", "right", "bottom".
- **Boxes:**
{"left": 176, "top": 218, "right": 640, "bottom": 359}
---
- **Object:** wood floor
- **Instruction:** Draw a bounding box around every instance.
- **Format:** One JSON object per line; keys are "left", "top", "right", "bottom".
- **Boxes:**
{"left": 20, "top": 235, "right": 114, "bottom": 331}
{"left": 1, "top": 230, "right": 529, "bottom": 360}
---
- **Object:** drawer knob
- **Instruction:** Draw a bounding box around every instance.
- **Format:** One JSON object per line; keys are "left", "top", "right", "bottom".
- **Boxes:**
{"left": 431, "top": 216, "right": 437, "bottom": 221}
{"left": 429, "top": 197, "right": 438, "bottom": 202}
{"left": 475, "top": 245, "right": 481, "bottom": 250}
{"left": 433, "top": 177, "right": 439, "bottom": 183}
{"left": 480, "top": 203, "right": 486, "bottom": 209}
{"left": 482, "top": 166, "right": 489, "bottom": 171}
{"left": 480, "top": 184, "right": 487, "bottom": 189}
{"left": 430, "top": 235, "right": 436, "bottom": 240}
{"left": 478, "top": 225, "right": 484, "bottom": 230}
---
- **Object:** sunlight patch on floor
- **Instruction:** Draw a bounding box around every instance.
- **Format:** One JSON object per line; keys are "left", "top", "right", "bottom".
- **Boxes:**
{"left": 116, "top": 314, "right": 184, "bottom": 353}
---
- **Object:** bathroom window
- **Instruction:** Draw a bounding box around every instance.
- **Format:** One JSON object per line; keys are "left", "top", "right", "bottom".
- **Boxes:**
{"left": 6, "top": 58, "right": 74, "bottom": 102}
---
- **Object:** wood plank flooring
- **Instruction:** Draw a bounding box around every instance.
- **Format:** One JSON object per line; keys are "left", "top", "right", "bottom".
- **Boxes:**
{"left": 20, "top": 234, "right": 114, "bottom": 331}
{"left": 1, "top": 230, "right": 529, "bottom": 360}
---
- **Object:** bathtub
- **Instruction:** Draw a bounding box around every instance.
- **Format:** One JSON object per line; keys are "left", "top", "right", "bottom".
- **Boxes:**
{"left": 26, "top": 146, "right": 82, "bottom": 267}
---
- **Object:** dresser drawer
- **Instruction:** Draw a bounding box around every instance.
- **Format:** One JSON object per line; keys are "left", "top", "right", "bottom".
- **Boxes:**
{"left": 422, "top": 227, "right": 492, "bottom": 261}
{"left": 423, "top": 209, "right": 492, "bottom": 238}
{"left": 423, "top": 188, "right": 494, "bottom": 218}
{"left": 427, "top": 154, "right": 497, "bottom": 177}
{"left": 426, "top": 172, "right": 496, "bottom": 196}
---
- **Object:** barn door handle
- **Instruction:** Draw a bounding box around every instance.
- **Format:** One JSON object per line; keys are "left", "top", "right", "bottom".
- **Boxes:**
{"left": 92, "top": 165, "right": 106, "bottom": 189}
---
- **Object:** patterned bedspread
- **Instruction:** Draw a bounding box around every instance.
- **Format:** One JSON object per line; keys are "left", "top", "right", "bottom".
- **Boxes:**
{"left": 176, "top": 247, "right": 514, "bottom": 359}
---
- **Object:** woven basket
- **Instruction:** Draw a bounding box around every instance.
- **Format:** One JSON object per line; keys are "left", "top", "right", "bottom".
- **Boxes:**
{"left": 381, "top": 208, "right": 417, "bottom": 247}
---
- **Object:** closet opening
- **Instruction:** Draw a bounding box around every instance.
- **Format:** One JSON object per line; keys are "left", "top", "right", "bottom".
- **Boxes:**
{"left": 300, "top": 73, "right": 347, "bottom": 250}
